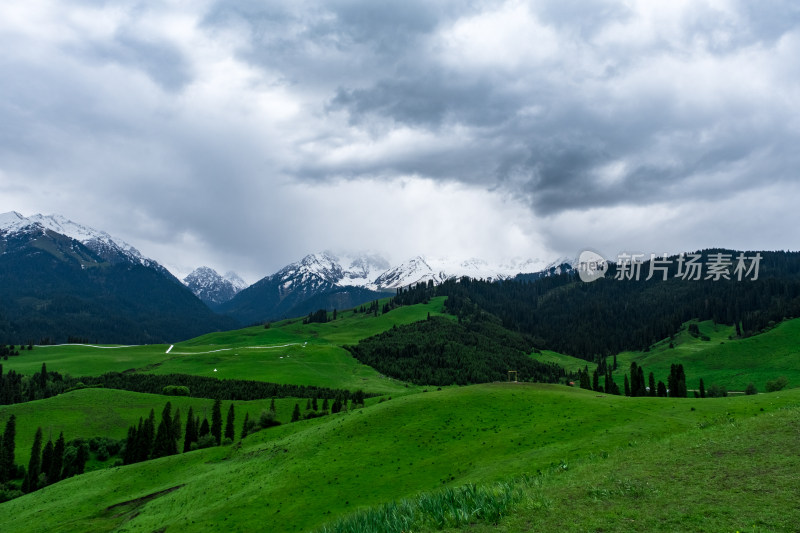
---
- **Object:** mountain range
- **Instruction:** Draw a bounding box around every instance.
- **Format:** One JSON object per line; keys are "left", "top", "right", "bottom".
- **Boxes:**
{"left": 211, "top": 251, "right": 559, "bottom": 324}
{"left": 0, "top": 212, "right": 236, "bottom": 344}
{"left": 0, "top": 211, "right": 570, "bottom": 340}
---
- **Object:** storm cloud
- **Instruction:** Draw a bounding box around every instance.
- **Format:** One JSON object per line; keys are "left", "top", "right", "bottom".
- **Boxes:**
{"left": 1, "top": 0, "right": 798, "bottom": 281}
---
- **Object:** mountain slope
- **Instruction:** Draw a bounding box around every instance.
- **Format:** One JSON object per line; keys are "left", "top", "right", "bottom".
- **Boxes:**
{"left": 219, "top": 252, "right": 550, "bottom": 324}
{"left": 0, "top": 212, "right": 236, "bottom": 343}
{"left": 183, "top": 267, "right": 247, "bottom": 307}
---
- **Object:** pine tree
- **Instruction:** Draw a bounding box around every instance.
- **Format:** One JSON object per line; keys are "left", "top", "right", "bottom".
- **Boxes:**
{"left": 312, "top": 397, "right": 318, "bottom": 411}
{"left": 648, "top": 372, "right": 656, "bottom": 397}
{"left": 676, "top": 364, "right": 687, "bottom": 398}
{"left": 0, "top": 414, "right": 16, "bottom": 483}
{"left": 624, "top": 374, "right": 630, "bottom": 396}
{"left": 291, "top": 403, "right": 301, "bottom": 422}
{"left": 211, "top": 399, "right": 223, "bottom": 445}
{"left": 151, "top": 402, "right": 174, "bottom": 459}
{"left": 183, "top": 407, "right": 197, "bottom": 453}
{"left": 139, "top": 409, "right": 156, "bottom": 461}
{"left": 322, "top": 398, "right": 329, "bottom": 411}
{"left": 41, "top": 439, "right": 54, "bottom": 485}
{"left": 592, "top": 368, "right": 601, "bottom": 392}
{"left": 50, "top": 432, "right": 64, "bottom": 482}
{"left": 23, "top": 427, "right": 43, "bottom": 493}
{"left": 629, "top": 363, "right": 639, "bottom": 396}
{"left": 699, "top": 378, "right": 706, "bottom": 399}
{"left": 305, "top": 398, "right": 311, "bottom": 410}
{"left": 39, "top": 362, "right": 48, "bottom": 391}
{"left": 172, "top": 408, "right": 181, "bottom": 450}
{"left": 241, "top": 412, "right": 250, "bottom": 439}
{"left": 225, "top": 404, "right": 235, "bottom": 442}
{"left": 269, "top": 398, "right": 276, "bottom": 413}
{"left": 657, "top": 381, "right": 667, "bottom": 397}
{"left": 124, "top": 424, "right": 138, "bottom": 465}
{"left": 199, "top": 418, "right": 210, "bottom": 437}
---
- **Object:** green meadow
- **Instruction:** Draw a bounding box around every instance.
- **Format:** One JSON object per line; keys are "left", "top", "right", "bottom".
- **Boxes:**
{"left": 614, "top": 318, "right": 800, "bottom": 392}
{"left": 2, "top": 383, "right": 799, "bottom": 532}
{"left": 0, "top": 389, "right": 309, "bottom": 467}
{"left": 1, "top": 298, "right": 448, "bottom": 394}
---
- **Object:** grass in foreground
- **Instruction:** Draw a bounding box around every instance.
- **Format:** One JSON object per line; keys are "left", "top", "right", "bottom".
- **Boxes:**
{"left": 319, "top": 401, "right": 800, "bottom": 533}
{"left": 2, "top": 384, "right": 798, "bottom": 532}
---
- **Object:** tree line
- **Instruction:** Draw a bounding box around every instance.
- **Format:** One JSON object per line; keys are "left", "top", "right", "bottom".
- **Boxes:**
{"left": 1, "top": 365, "right": 372, "bottom": 406}
{"left": 425, "top": 250, "right": 800, "bottom": 360}
{"left": 345, "top": 313, "right": 566, "bottom": 386}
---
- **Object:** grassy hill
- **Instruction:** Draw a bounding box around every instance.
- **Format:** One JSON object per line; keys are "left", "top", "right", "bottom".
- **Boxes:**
{"left": 1, "top": 298, "right": 449, "bottom": 394}
{"left": 2, "top": 383, "right": 799, "bottom": 532}
{"left": 0, "top": 389, "right": 313, "bottom": 467}
{"left": 614, "top": 318, "right": 800, "bottom": 392}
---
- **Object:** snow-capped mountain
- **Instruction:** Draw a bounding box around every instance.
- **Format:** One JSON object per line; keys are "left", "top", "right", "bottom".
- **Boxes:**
{"left": 0, "top": 211, "right": 164, "bottom": 271}
{"left": 219, "top": 251, "right": 559, "bottom": 324}
{"left": 0, "top": 211, "right": 236, "bottom": 343}
{"left": 184, "top": 267, "right": 248, "bottom": 307}
{"left": 372, "top": 256, "right": 551, "bottom": 289}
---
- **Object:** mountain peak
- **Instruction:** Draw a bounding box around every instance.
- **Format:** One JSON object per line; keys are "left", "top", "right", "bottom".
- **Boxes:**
{"left": 184, "top": 266, "right": 247, "bottom": 307}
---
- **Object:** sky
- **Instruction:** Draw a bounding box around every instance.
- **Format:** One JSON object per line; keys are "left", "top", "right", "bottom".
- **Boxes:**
{"left": 1, "top": 0, "right": 799, "bottom": 283}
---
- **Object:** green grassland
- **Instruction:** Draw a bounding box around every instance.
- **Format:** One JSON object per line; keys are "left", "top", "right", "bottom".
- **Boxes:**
{"left": 3, "top": 383, "right": 799, "bottom": 532}
{"left": 1, "top": 298, "right": 449, "bottom": 394}
{"left": 340, "top": 398, "right": 800, "bottom": 533}
{"left": 0, "top": 388, "right": 315, "bottom": 467}
{"left": 530, "top": 350, "right": 597, "bottom": 374}
{"left": 614, "top": 318, "right": 800, "bottom": 392}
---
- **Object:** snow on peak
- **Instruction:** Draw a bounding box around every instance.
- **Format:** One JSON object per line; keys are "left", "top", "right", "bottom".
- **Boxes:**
{"left": 0, "top": 211, "right": 153, "bottom": 266}
{"left": 184, "top": 267, "right": 246, "bottom": 306}
{"left": 223, "top": 271, "right": 248, "bottom": 291}
{"left": 0, "top": 211, "right": 28, "bottom": 232}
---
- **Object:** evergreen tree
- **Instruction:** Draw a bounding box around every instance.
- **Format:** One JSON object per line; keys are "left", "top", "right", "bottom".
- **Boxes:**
{"left": 124, "top": 424, "right": 138, "bottom": 465}
{"left": 241, "top": 412, "right": 250, "bottom": 440}
{"left": 211, "top": 399, "right": 223, "bottom": 445}
{"left": 23, "top": 427, "right": 43, "bottom": 492}
{"left": 152, "top": 402, "right": 178, "bottom": 459}
{"left": 676, "top": 364, "right": 687, "bottom": 398}
{"left": 172, "top": 407, "right": 181, "bottom": 447}
{"left": 199, "top": 418, "right": 210, "bottom": 437}
{"left": 657, "top": 381, "right": 667, "bottom": 397}
{"left": 269, "top": 398, "right": 276, "bottom": 413}
{"left": 331, "top": 396, "right": 342, "bottom": 414}
{"left": 0, "top": 414, "right": 16, "bottom": 482}
{"left": 291, "top": 403, "right": 301, "bottom": 422}
{"left": 138, "top": 409, "right": 156, "bottom": 461}
{"left": 648, "top": 372, "right": 656, "bottom": 397}
{"left": 624, "top": 374, "right": 630, "bottom": 396}
{"left": 592, "top": 368, "right": 601, "bottom": 392}
{"left": 183, "top": 407, "right": 197, "bottom": 453}
{"left": 579, "top": 366, "right": 591, "bottom": 390}
{"left": 322, "top": 398, "right": 329, "bottom": 411}
{"left": 39, "top": 362, "right": 48, "bottom": 391}
{"left": 312, "top": 396, "right": 318, "bottom": 411}
{"left": 637, "top": 365, "right": 647, "bottom": 397}
{"left": 225, "top": 404, "right": 235, "bottom": 442}
{"left": 699, "top": 378, "right": 706, "bottom": 399}
{"left": 50, "top": 432, "right": 64, "bottom": 482}
{"left": 41, "top": 439, "right": 54, "bottom": 485}
{"left": 305, "top": 398, "right": 311, "bottom": 410}
{"left": 629, "top": 363, "right": 639, "bottom": 397}
{"left": 353, "top": 389, "right": 365, "bottom": 406}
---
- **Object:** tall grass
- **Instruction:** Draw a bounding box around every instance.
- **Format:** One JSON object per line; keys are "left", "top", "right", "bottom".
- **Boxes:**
{"left": 316, "top": 475, "right": 543, "bottom": 533}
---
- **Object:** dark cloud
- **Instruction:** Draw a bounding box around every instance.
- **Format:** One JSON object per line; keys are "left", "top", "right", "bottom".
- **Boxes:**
{"left": 1, "top": 0, "right": 798, "bottom": 278}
